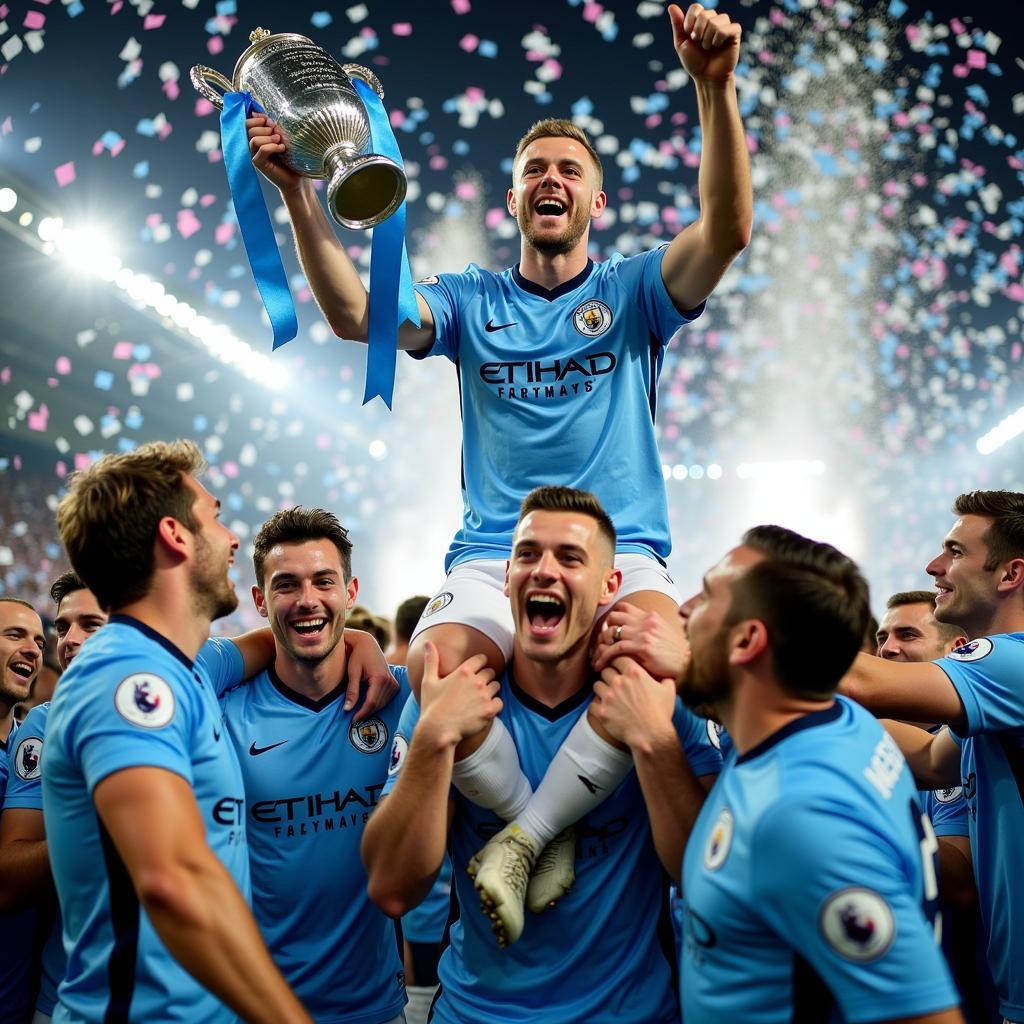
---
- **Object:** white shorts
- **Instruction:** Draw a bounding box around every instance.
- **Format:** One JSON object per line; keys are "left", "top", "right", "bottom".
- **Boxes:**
{"left": 409, "top": 553, "right": 681, "bottom": 662}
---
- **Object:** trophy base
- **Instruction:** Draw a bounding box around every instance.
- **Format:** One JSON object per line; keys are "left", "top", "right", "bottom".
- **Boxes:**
{"left": 326, "top": 152, "right": 407, "bottom": 230}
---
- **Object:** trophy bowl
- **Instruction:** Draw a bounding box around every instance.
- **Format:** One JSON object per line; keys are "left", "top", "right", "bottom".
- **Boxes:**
{"left": 191, "top": 28, "right": 406, "bottom": 230}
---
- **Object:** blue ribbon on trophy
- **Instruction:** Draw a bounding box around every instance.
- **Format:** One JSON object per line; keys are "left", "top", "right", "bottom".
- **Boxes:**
{"left": 192, "top": 29, "right": 418, "bottom": 409}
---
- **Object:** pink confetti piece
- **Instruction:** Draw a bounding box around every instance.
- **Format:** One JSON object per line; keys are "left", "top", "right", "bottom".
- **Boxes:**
{"left": 583, "top": 2, "right": 603, "bottom": 24}
{"left": 950, "top": 18, "right": 966, "bottom": 34}
{"left": 54, "top": 161, "right": 76, "bottom": 187}
{"left": 74, "top": 453, "right": 92, "bottom": 472}
{"left": 23, "top": 11, "right": 45, "bottom": 29}
{"left": 176, "top": 209, "right": 201, "bottom": 238}
{"left": 0, "top": 368, "right": 9, "bottom": 384}
{"left": 966, "top": 49, "right": 987, "bottom": 69}
{"left": 389, "top": 109, "right": 405, "bottom": 128}
{"left": 27, "top": 405, "right": 48, "bottom": 432}
{"left": 451, "top": 0, "right": 470, "bottom": 12}
{"left": 465, "top": 85, "right": 485, "bottom": 102}
{"left": 110, "top": 1, "right": 122, "bottom": 12}
{"left": 392, "top": 22, "right": 411, "bottom": 36}
{"left": 455, "top": 180, "right": 477, "bottom": 200}
{"left": 162, "top": 80, "right": 180, "bottom": 100}
{"left": 112, "top": 341, "right": 134, "bottom": 359}
{"left": 143, "top": 13, "right": 165, "bottom": 29}
{"left": 222, "top": 461, "right": 239, "bottom": 478}
{"left": 0, "top": 5, "right": 9, "bottom": 16}
{"left": 208, "top": 35, "right": 224, "bottom": 56}
{"left": 199, "top": 193, "right": 216, "bottom": 207}
{"left": 214, "top": 222, "right": 235, "bottom": 246}
{"left": 55, "top": 357, "right": 71, "bottom": 374}
{"left": 56, "top": 461, "right": 67, "bottom": 479}
{"left": 92, "top": 139, "right": 104, "bottom": 156}
{"left": 157, "top": 121, "right": 172, "bottom": 140}
{"left": 459, "top": 33, "right": 478, "bottom": 52}
{"left": 952, "top": 64, "right": 968, "bottom": 78}
{"left": 429, "top": 155, "right": 448, "bottom": 170}
{"left": 1, "top": 118, "right": 11, "bottom": 136}
{"left": 110, "top": 138, "right": 126, "bottom": 156}
{"left": 195, "top": 97, "right": 215, "bottom": 116}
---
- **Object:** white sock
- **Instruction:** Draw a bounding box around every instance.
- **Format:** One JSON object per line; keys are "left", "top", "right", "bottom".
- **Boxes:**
{"left": 516, "top": 713, "right": 634, "bottom": 848}
{"left": 451, "top": 717, "right": 533, "bottom": 821}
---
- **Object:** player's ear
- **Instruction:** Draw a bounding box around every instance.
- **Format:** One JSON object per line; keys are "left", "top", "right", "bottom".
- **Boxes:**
{"left": 155, "top": 514, "right": 189, "bottom": 563}
{"left": 346, "top": 576, "right": 359, "bottom": 609}
{"left": 591, "top": 189, "right": 607, "bottom": 218}
{"left": 598, "top": 567, "right": 623, "bottom": 607}
{"left": 728, "top": 619, "right": 767, "bottom": 666}
{"left": 503, "top": 560, "right": 512, "bottom": 599}
{"left": 252, "top": 585, "right": 268, "bottom": 618}
{"left": 997, "top": 556, "right": 1024, "bottom": 594}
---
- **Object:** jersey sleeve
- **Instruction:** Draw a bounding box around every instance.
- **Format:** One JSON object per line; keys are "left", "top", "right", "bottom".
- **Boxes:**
{"left": 922, "top": 788, "right": 970, "bottom": 839}
{"left": 63, "top": 659, "right": 199, "bottom": 794}
{"left": 617, "top": 247, "right": 705, "bottom": 349}
{"left": 390, "top": 664, "right": 412, "bottom": 704}
{"left": 934, "top": 635, "right": 1024, "bottom": 736}
{"left": 381, "top": 692, "right": 421, "bottom": 798}
{"left": 673, "top": 701, "right": 723, "bottom": 779}
{"left": 411, "top": 271, "right": 471, "bottom": 362}
{"left": 4, "top": 705, "right": 47, "bottom": 812}
{"left": 196, "top": 636, "right": 246, "bottom": 698}
{"left": 751, "top": 799, "right": 958, "bottom": 1022}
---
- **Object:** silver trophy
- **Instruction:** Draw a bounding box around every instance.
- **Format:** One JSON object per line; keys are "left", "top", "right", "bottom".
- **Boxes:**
{"left": 191, "top": 28, "right": 406, "bottom": 229}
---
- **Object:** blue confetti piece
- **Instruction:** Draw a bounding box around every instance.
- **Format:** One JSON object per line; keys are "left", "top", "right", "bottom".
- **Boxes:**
{"left": 215, "top": 0, "right": 236, "bottom": 15}
{"left": 133, "top": 345, "right": 151, "bottom": 360}
{"left": 500, "top": 157, "right": 514, "bottom": 174}
{"left": 136, "top": 119, "right": 157, "bottom": 137}
{"left": 132, "top": 161, "right": 149, "bottom": 178}
{"left": 67, "top": 0, "right": 83, "bottom": 16}
{"left": 478, "top": 39, "right": 498, "bottom": 58}
{"left": 193, "top": 415, "right": 209, "bottom": 431}
{"left": 812, "top": 152, "right": 841, "bottom": 176}
{"left": 571, "top": 97, "right": 593, "bottom": 117}
{"left": 887, "top": 0, "right": 907, "bottom": 17}
{"left": 94, "top": 371, "right": 114, "bottom": 391}
{"left": 117, "top": 439, "right": 137, "bottom": 453}
{"left": 311, "top": 11, "right": 333, "bottom": 28}
{"left": 125, "top": 409, "right": 144, "bottom": 429}
{"left": 100, "top": 130, "right": 123, "bottom": 149}
{"left": 453, "top": 139, "right": 470, "bottom": 155}
{"left": 622, "top": 166, "right": 640, "bottom": 183}
{"left": 442, "top": 98, "right": 459, "bottom": 114}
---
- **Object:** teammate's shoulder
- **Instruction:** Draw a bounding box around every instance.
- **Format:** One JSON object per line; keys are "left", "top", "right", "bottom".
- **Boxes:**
{"left": 17, "top": 701, "right": 51, "bottom": 735}
{"left": 940, "top": 632, "right": 1024, "bottom": 667}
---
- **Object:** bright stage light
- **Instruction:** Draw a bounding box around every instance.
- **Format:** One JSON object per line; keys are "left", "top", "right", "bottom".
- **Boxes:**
{"left": 37, "top": 216, "right": 63, "bottom": 242}
{"left": 0, "top": 188, "right": 16, "bottom": 213}
{"left": 976, "top": 405, "right": 1024, "bottom": 455}
{"left": 55, "top": 223, "right": 120, "bottom": 277}
{"left": 736, "top": 459, "right": 827, "bottom": 480}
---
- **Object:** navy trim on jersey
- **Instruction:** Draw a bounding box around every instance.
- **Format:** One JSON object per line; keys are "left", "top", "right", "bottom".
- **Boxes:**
{"left": 509, "top": 675, "right": 593, "bottom": 722}
{"left": 647, "top": 332, "right": 660, "bottom": 423}
{"left": 108, "top": 614, "right": 193, "bottom": 670}
{"left": 511, "top": 259, "right": 594, "bottom": 300}
{"left": 655, "top": 872, "right": 679, "bottom": 994}
{"left": 98, "top": 817, "right": 140, "bottom": 1024}
{"left": 791, "top": 953, "right": 834, "bottom": 1022}
{"left": 266, "top": 665, "right": 347, "bottom": 713}
{"left": 735, "top": 701, "right": 844, "bottom": 766}
{"left": 995, "top": 732, "right": 1024, "bottom": 810}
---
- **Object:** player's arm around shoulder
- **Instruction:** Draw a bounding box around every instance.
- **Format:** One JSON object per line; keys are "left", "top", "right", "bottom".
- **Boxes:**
{"left": 362, "top": 642, "right": 500, "bottom": 917}
{"left": 0, "top": 704, "right": 50, "bottom": 912}
{"left": 93, "top": 766, "right": 311, "bottom": 1023}
{"left": 880, "top": 721, "right": 961, "bottom": 791}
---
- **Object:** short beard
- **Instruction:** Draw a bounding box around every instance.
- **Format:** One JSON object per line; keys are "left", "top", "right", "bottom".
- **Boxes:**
{"left": 190, "top": 534, "right": 239, "bottom": 623}
{"left": 518, "top": 205, "right": 590, "bottom": 257}
{"left": 677, "top": 627, "right": 732, "bottom": 711}
{"left": 279, "top": 625, "right": 344, "bottom": 666}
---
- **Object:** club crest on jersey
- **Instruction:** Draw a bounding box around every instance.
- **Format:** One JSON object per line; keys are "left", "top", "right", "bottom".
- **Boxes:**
{"left": 572, "top": 299, "right": 613, "bottom": 338}
{"left": 948, "top": 638, "right": 993, "bottom": 662}
{"left": 388, "top": 734, "right": 409, "bottom": 777}
{"left": 934, "top": 786, "right": 963, "bottom": 804}
{"left": 706, "top": 720, "right": 724, "bottom": 751}
{"left": 350, "top": 718, "right": 389, "bottom": 755}
{"left": 114, "top": 673, "right": 176, "bottom": 729}
{"left": 819, "top": 887, "right": 895, "bottom": 962}
{"left": 417, "top": 275, "right": 440, "bottom": 286}
{"left": 703, "top": 807, "right": 733, "bottom": 870}
{"left": 15, "top": 737, "right": 41, "bottom": 781}
{"left": 423, "top": 592, "right": 454, "bottom": 618}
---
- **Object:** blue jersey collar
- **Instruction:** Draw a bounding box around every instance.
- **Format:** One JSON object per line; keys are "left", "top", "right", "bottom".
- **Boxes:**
{"left": 108, "top": 614, "right": 194, "bottom": 670}
{"left": 512, "top": 259, "right": 594, "bottom": 301}
{"left": 734, "top": 699, "right": 844, "bottom": 766}
{"left": 508, "top": 669, "right": 593, "bottom": 721}
{"left": 267, "top": 663, "right": 347, "bottom": 713}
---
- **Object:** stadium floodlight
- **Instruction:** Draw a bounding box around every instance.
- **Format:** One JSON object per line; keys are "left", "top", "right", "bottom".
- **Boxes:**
{"left": 736, "top": 459, "right": 827, "bottom": 480}
{"left": 37, "top": 216, "right": 63, "bottom": 242}
{"left": 0, "top": 188, "right": 17, "bottom": 213}
{"left": 55, "top": 223, "right": 119, "bottom": 277}
{"left": 976, "top": 406, "right": 1024, "bottom": 455}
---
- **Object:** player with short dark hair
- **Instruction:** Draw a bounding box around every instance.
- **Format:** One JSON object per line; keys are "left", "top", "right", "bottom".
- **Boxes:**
{"left": 362, "top": 487, "right": 721, "bottom": 1020}
{"left": 44, "top": 439, "right": 312, "bottom": 1023}
{"left": 843, "top": 489, "right": 1024, "bottom": 1023}
{"left": 250, "top": 4, "right": 751, "bottom": 945}
{"left": 218, "top": 506, "right": 407, "bottom": 1024}
{"left": 678, "top": 526, "right": 961, "bottom": 1023}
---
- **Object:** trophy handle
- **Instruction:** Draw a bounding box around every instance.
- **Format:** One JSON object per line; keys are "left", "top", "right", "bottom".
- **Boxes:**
{"left": 190, "top": 65, "right": 235, "bottom": 110}
{"left": 343, "top": 64, "right": 384, "bottom": 101}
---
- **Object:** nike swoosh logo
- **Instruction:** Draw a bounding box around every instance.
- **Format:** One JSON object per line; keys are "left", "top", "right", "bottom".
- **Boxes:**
{"left": 485, "top": 319, "right": 518, "bottom": 333}
{"left": 249, "top": 740, "right": 288, "bottom": 756}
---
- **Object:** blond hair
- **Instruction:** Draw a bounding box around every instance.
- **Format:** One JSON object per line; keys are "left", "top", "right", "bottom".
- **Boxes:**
{"left": 513, "top": 118, "right": 603, "bottom": 190}
{"left": 57, "top": 439, "right": 206, "bottom": 610}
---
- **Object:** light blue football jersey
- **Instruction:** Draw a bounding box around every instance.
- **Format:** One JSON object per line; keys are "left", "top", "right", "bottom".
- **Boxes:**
{"left": 218, "top": 663, "right": 408, "bottom": 1024}
{"left": 43, "top": 616, "right": 249, "bottom": 1024}
{"left": 413, "top": 251, "right": 703, "bottom": 570}
{"left": 384, "top": 674, "right": 722, "bottom": 1024}
{"left": 681, "top": 697, "right": 958, "bottom": 1023}
{"left": 0, "top": 720, "right": 39, "bottom": 1024}
{"left": 935, "top": 632, "right": 1024, "bottom": 1022}
{"left": 5, "top": 703, "right": 62, "bottom": 1016}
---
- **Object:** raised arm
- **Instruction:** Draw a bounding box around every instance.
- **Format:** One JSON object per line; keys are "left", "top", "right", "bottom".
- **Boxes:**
{"left": 362, "top": 643, "right": 501, "bottom": 916}
{"left": 247, "top": 114, "right": 435, "bottom": 350}
{"left": 94, "top": 766, "right": 310, "bottom": 1024}
{"left": 880, "top": 721, "right": 962, "bottom": 791}
{"left": 660, "top": 4, "right": 753, "bottom": 312}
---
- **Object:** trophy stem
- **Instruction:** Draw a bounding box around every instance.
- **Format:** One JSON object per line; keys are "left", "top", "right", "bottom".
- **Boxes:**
{"left": 325, "top": 145, "right": 407, "bottom": 231}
